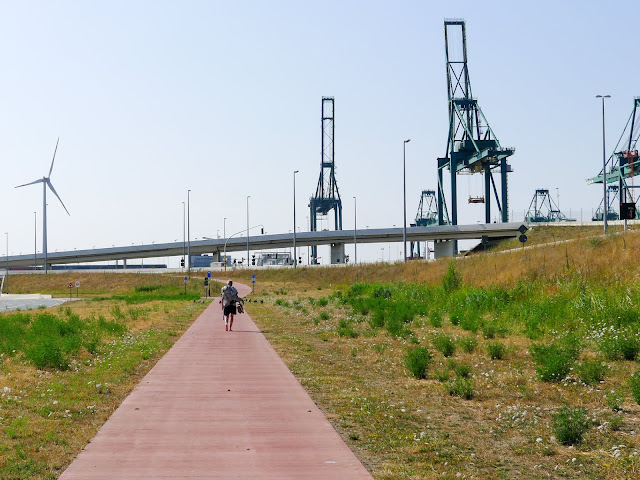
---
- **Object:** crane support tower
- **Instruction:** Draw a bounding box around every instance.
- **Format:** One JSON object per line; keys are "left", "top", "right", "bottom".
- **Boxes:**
{"left": 592, "top": 185, "right": 620, "bottom": 222}
{"left": 410, "top": 190, "right": 438, "bottom": 258}
{"left": 309, "top": 97, "right": 343, "bottom": 264}
{"left": 587, "top": 97, "right": 640, "bottom": 219}
{"left": 437, "top": 19, "right": 515, "bottom": 228}
{"left": 525, "top": 189, "right": 575, "bottom": 223}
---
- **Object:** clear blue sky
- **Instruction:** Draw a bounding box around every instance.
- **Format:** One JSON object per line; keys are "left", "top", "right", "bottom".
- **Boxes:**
{"left": 1, "top": 0, "right": 637, "bottom": 264}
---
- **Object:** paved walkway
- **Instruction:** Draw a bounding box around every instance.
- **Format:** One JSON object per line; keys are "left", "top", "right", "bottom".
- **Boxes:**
{"left": 60, "top": 282, "right": 373, "bottom": 479}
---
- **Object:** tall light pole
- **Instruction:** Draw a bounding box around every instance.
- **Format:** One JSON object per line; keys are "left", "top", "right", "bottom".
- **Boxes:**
{"left": 5, "top": 232, "right": 8, "bottom": 294}
{"left": 293, "top": 170, "right": 299, "bottom": 268}
{"left": 403, "top": 139, "right": 411, "bottom": 262}
{"left": 224, "top": 217, "right": 227, "bottom": 239}
{"left": 182, "top": 201, "right": 185, "bottom": 270}
{"left": 187, "top": 190, "right": 191, "bottom": 272}
{"left": 353, "top": 196, "right": 357, "bottom": 265}
{"left": 246, "top": 196, "right": 250, "bottom": 265}
{"left": 34, "top": 212, "right": 37, "bottom": 268}
{"left": 596, "top": 95, "right": 611, "bottom": 232}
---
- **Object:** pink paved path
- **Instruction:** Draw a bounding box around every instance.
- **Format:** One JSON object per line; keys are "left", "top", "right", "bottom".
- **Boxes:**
{"left": 60, "top": 282, "right": 373, "bottom": 479}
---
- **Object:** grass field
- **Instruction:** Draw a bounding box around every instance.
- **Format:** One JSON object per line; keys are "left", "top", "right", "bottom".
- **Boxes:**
{"left": 0, "top": 274, "right": 215, "bottom": 479}
{"left": 234, "top": 226, "right": 640, "bottom": 479}
{"left": 2, "top": 225, "right": 640, "bottom": 479}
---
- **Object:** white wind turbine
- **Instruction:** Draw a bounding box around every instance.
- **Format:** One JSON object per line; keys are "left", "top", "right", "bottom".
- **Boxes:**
{"left": 15, "top": 138, "right": 70, "bottom": 273}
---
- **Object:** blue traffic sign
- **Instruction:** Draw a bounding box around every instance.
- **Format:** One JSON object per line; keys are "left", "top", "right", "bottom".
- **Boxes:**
{"left": 207, "top": 271, "right": 211, "bottom": 278}
{"left": 184, "top": 276, "right": 188, "bottom": 283}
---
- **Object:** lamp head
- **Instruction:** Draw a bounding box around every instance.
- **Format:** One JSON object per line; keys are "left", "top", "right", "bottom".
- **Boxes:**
{"left": 404, "top": 139, "right": 411, "bottom": 143}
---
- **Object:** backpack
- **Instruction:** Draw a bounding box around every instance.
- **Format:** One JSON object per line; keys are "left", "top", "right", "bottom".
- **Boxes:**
{"left": 222, "top": 286, "right": 237, "bottom": 307}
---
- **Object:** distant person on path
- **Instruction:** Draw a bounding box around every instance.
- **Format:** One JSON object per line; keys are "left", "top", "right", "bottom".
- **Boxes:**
{"left": 221, "top": 280, "right": 242, "bottom": 331}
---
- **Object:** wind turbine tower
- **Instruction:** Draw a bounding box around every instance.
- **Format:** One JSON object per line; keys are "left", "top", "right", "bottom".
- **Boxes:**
{"left": 15, "top": 138, "right": 70, "bottom": 272}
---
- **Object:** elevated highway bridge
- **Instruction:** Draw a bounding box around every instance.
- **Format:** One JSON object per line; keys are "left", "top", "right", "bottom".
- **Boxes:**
{"left": 1, "top": 222, "right": 527, "bottom": 270}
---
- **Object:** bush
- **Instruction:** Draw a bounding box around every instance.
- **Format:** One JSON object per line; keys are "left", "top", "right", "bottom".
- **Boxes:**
{"left": 336, "top": 319, "right": 359, "bottom": 338}
{"left": 25, "top": 337, "right": 68, "bottom": 370}
{"left": 318, "top": 311, "right": 330, "bottom": 321}
{"left": 447, "top": 378, "right": 474, "bottom": 399}
{"left": 551, "top": 405, "right": 591, "bottom": 445}
{"left": 577, "top": 359, "right": 608, "bottom": 386}
{"left": 405, "top": 346, "right": 432, "bottom": 379}
{"left": 531, "top": 341, "right": 580, "bottom": 382}
{"left": 442, "top": 261, "right": 462, "bottom": 293}
{"left": 433, "top": 334, "right": 456, "bottom": 357}
{"left": 598, "top": 331, "right": 640, "bottom": 361}
{"left": 459, "top": 314, "right": 482, "bottom": 333}
{"left": 449, "top": 310, "right": 462, "bottom": 326}
{"left": 429, "top": 310, "right": 443, "bottom": 328}
{"left": 606, "top": 390, "right": 624, "bottom": 412}
{"left": 317, "top": 297, "right": 329, "bottom": 307}
{"left": 459, "top": 336, "right": 477, "bottom": 353}
{"left": 454, "top": 363, "right": 472, "bottom": 378}
{"left": 487, "top": 342, "right": 507, "bottom": 360}
{"left": 630, "top": 370, "right": 640, "bottom": 404}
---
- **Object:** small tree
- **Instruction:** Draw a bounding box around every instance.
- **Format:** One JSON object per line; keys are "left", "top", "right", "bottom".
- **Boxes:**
{"left": 442, "top": 260, "right": 462, "bottom": 293}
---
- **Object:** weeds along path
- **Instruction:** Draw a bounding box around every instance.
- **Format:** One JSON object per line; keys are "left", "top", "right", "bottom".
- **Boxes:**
{"left": 60, "top": 281, "right": 373, "bottom": 480}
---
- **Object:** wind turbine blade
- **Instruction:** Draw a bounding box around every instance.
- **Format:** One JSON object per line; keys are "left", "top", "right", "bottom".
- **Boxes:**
{"left": 15, "top": 178, "right": 45, "bottom": 188}
{"left": 48, "top": 137, "right": 60, "bottom": 178}
{"left": 46, "top": 179, "right": 70, "bottom": 216}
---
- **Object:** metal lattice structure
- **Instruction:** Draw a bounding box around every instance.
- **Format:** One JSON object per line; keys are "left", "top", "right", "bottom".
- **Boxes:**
{"left": 525, "top": 189, "right": 574, "bottom": 223}
{"left": 587, "top": 97, "right": 640, "bottom": 216}
{"left": 592, "top": 185, "right": 620, "bottom": 221}
{"left": 437, "top": 19, "right": 514, "bottom": 227}
{"left": 309, "top": 97, "right": 342, "bottom": 264}
{"left": 410, "top": 190, "right": 438, "bottom": 258}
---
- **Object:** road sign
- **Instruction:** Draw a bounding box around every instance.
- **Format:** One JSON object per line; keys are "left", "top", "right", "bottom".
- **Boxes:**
{"left": 75, "top": 281, "right": 80, "bottom": 288}
{"left": 184, "top": 276, "right": 188, "bottom": 283}
{"left": 68, "top": 282, "right": 73, "bottom": 289}
{"left": 207, "top": 271, "right": 211, "bottom": 278}
{"left": 252, "top": 274, "right": 256, "bottom": 283}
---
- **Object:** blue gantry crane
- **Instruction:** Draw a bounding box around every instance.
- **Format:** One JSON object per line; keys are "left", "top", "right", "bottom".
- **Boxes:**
{"left": 587, "top": 97, "right": 640, "bottom": 219}
{"left": 410, "top": 190, "right": 438, "bottom": 258}
{"left": 525, "top": 189, "right": 575, "bottom": 223}
{"left": 592, "top": 185, "right": 620, "bottom": 221}
{"left": 309, "top": 97, "right": 342, "bottom": 264}
{"left": 437, "top": 19, "right": 515, "bottom": 227}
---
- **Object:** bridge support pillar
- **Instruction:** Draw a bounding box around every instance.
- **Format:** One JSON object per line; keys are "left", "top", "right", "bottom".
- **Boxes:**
{"left": 330, "top": 243, "right": 345, "bottom": 264}
{"left": 211, "top": 251, "right": 221, "bottom": 262}
{"left": 434, "top": 240, "right": 455, "bottom": 259}
{"left": 123, "top": 259, "right": 127, "bottom": 270}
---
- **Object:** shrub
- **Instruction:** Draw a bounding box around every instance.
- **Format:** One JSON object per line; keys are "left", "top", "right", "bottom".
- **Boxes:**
{"left": 25, "top": 337, "right": 68, "bottom": 370}
{"left": 97, "top": 316, "right": 127, "bottom": 335}
{"left": 606, "top": 390, "right": 624, "bottom": 412}
{"left": 318, "top": 311, "right": 330, "bottom": 321}
{"left": 442, "top": 261, "right": 462, "bottom": 292}
{"left": 630, "top": 370, "right": 640, "bottom": 404}
{"left": 429, "top": 310, "right": 443, "bottom": 328}
{"left": 447, "top": 378, "right": 474, "bottom": 399}
{"left": 460, "top": 314, "right": 482, "bottom": 333}
{"left": 598, "top": 331, "right": 640, "bottom": 361}
{"left": 487, "top": 342, "right": 507, "bottom": 360}
{"left": 433, "top": 334, "right": 456, "bottom": 357}
{"left": 454, "top": 363, "right": 472, "bottom": 378}
{"left": 577, "top": 359, "right": 608, "bottom": 386}
{"left": 551, "top": 406, "right": 591, "bottom": 445}
{"left": 405, "top": 346, "right": 432, "bottom": 379}
{"left": 449, "top": 310, "right": 462, "bottom": 326}
{"left": 531, "top": 341, "right": 580, "bottom": 382}
{"left": 459, "top": 336, "right": 477, "bottom": 353}
{"left": 336, "top": 319, "right": 359, "bottom": 338}
{"left": 435, "top": 370, "right": 451, "bottom": 382}
{"left": 317, "top": 297, "right": 329, "bottom": 307}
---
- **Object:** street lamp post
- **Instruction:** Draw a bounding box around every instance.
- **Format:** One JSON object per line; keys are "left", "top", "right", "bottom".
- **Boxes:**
{"left": 224, "top": 225, "right": 263, "bottom": 272}
{"left": 5, "top": 232, "right": 8, "bottom": 294}
{"left": 246, "top": 196, "right": 250, "bottom": 265}
{"left": 182, "top": 201, "right": 185, "bottom": 271}
{"left": 187, "top": 190, "right": 191, "bottom": 273}
{"left": 353, "top": 196, "right": 357, "bottom": 265}
{"left": 403, "top": 138, "right": 411, "bottom": 262}
{"left": 34, "top": 212, "right": 37, "bottom": 268}
{"left": 596, "top": 95, "right": 611, "bottom": 233}
{"left": 293, "top": 170, "right": 299, "bottom": 268}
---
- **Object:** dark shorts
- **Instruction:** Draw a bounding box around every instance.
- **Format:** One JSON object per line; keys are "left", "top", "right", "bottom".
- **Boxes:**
{"left": 223, "top": 304, "right": 236, "bottom": 316}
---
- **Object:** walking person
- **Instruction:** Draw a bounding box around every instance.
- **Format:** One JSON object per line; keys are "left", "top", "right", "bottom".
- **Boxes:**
{"left": 221, "top": 280, "right": 242, "bottom": 331}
